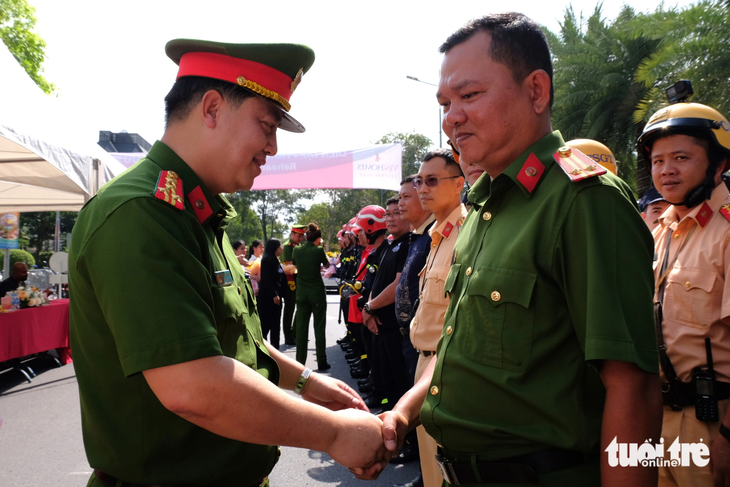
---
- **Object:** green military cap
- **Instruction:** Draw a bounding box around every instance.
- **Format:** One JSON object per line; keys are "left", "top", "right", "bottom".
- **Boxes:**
{"left": 291, "top": 224, "right": 308, "bottom": 235}
{"left": 165, "top": 39, "right": 315, "bottom": 133}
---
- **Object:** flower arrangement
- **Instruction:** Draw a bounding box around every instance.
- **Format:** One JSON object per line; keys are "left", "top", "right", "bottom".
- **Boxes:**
{"left": 16, "top": 286, "right": 49, "bottom": 309}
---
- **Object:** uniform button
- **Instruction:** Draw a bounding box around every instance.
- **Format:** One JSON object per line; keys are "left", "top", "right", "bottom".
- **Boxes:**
{"left": 446, "top": 326, "right": 453, "bottom": 335}
{"left": 491, "top": 291, "right": 501, "bottom": 301}
{"left": 238, "top": 286, "right": 242, "bottom": 295}
{"left": 685, "top": 281, "right": 691, "bottom": 289}
{"left": 483, "top": 211, "right": 492, "bottom": 221}
{"left": 674, "top": 233, "right": 680, "bottom": 239}
{"left": 430, "top": 386, "right": 439, "bottom": 396}
{"left": 466, "top": 267, "right": 472, "bottom": 276}
{"left": 255, "top": 340, "right": 261, "bottom": 347}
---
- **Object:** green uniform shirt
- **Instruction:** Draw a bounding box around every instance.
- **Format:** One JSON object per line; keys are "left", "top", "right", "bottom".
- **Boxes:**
{"left": 291, "top": 240, "right": 328, "bottom": 299}
{"left": 281, "top": 239, "right": 296, "bottom": 263}
{"left": 69, "top": 141, "right": 279, "bottom": 486}
{"left": 421, "top": 131, "right": 658, "bottom": 461}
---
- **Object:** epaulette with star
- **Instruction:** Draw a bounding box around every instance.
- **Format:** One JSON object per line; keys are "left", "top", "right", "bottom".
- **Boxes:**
{"left": 154, "top": 170, "right": 185, "bottom": 210}
{"left": 720, "top": 203, "right": 730, "bottom": 223}
{"left": 553, "top": 147, "right": 607, "bottom": 182}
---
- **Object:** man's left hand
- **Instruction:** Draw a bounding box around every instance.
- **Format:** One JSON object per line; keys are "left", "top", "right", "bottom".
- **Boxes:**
{"left": 710, "top": 434, "right": 730, "bottom": 487}
{"left": 301, "top": 373, "right": 368, "bottom": 412}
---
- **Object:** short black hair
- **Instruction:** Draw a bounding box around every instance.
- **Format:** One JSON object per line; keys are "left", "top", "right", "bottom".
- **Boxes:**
{"left": 305, "top": 222, "right": 322, "bottom": 243}
{"left": 439, "top": 12, "right": 554, "bottom": 109}
{"left": 164, "top": 76, "right": 255, "bottom": 126}
{"left": 232, "top": 240, "right": 246, "bottom": 251}
{"left": 423, "top": 149, "right": 463, "bottom": 177}
{"left": 400, "top": 174, "right": 418, "bottom": 185}
{"left": 385, "top": 196, "right": 400, "bottom": 207}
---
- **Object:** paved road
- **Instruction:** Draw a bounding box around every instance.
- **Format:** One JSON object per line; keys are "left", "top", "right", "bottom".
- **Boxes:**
{"left": 0, "top": 294, "right": 419, "bottom": 486}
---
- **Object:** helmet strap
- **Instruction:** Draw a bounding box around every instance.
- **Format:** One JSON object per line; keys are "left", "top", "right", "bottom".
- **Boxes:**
{"left": 668, "top": 160, "right": 719, "bottom": 208}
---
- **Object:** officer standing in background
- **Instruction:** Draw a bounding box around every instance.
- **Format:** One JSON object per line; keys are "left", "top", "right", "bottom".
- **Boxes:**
{"left": 281, "top": 224, "right": 306, "bottom": 346}
{"left": 409, "top": 149, "right": 467, "bottom": 487}
{"left": 69, "top": 38, "right": 386, "bottom": 487}
{"left": 638, "top": 94, "right": 730, "bottom": 487}
{"left": 358, "top": 13, "right": 662, "bottom": 487}
{"left": 639, "top": 187, "right": 670, "bottom": 233}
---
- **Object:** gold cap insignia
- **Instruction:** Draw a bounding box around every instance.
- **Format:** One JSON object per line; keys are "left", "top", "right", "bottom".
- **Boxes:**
{"left": 290, "top": 68, "right": 303, "bottom": 94}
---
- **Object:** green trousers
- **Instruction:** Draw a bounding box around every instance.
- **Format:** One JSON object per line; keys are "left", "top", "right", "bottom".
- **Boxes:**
{"left": 282, "top": 286, "right": 296, "bottom": 343}
{"left": 87, "top": 472, "right": 270, "bottom": 487}
{"left": 294, "top": 291, "right": 328, "bottom": 365}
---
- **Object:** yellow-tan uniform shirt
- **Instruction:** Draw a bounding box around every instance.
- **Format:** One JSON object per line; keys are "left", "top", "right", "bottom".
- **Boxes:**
{"left": 653, "top": 183, "right": 730, "bottom": 383}
{"left": 410, "top": 204, "right": 468, "bottom": 351}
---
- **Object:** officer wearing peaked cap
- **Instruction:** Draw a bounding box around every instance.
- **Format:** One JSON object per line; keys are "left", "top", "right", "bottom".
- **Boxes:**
{"left": 281, "top": 224, "right": 307, "bottom": 345}
{"left": 69, "top": 39, "right": 386, "bottom": 487}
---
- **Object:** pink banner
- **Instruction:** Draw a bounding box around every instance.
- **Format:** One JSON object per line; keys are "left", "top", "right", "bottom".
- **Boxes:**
{"left": 252, "top": 143, "right": 402, "bottom": 191}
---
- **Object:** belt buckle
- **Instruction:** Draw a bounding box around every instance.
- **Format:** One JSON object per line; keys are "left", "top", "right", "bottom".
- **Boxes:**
{"left": 435, "top": 454, "right": 460, "bottom": 486}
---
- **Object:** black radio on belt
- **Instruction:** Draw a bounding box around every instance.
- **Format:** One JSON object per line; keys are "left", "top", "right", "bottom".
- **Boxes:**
{"left": 693, "top": 338, "right": 719, "bottom": 422}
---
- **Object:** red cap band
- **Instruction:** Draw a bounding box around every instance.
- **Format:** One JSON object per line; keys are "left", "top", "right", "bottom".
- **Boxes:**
{"left": 177, "top": 52, "right": 293, "bottom": 103}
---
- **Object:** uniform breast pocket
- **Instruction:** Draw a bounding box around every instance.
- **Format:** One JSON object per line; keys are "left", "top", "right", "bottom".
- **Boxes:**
{"left": 459, "top": 266, "right": 536, "bottom": 371}
{"left": 422, "top": 265, "right": 451, "bottom": 306}
{"left": 665, "top": 267, "right": 719, "bottom": 328}
{"left": 210, "top": 284, "right": 253, "bottom": 360}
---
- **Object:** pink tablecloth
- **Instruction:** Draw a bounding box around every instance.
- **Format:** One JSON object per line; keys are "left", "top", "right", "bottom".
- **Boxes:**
{"left": 0, "top": 299, "right": 72, "bottom": 364}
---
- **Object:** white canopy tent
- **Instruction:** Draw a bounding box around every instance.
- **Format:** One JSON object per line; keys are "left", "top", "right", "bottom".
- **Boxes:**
{"left": 0, "top": 124, "right": 124, "bottom": 212}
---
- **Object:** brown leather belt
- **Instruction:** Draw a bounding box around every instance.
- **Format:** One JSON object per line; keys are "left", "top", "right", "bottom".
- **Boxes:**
{"left": 93, "top": 470, "right": 267, "bottom": 487}
{"left": 435, "top": 448, "right": 595, "bottom": 485}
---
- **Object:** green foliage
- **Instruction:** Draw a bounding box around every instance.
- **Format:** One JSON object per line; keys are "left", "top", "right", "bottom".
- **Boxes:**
{"left": 376, "top": 132, "right": 434, "bottom": 178}
{"left": 0, "top": 248, "right": 36, "bottom": 270}
{"left": 0, "top": 0, "right": 56, "bottom": 94}
{"left": 37, "top": 250, "right": 53, "bottom": 268}
{"left": 20, "top": 211, "right": 77, "bottom": 260}
{"left": 548, "top": 4, "right": 660, "bottom": 191}
{"left": 228, "top": 190, "right": 304, "bottom": 242}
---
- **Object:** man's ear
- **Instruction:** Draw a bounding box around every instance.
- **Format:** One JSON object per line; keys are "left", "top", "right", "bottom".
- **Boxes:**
{"left": 525, "top": 70, "right": 551, "bottom": 115}
{"left": 200, "top": 89, "right": 225, "bottom": 129}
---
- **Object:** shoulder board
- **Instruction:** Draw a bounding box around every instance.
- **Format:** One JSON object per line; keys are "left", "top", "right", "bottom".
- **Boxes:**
{"left": 153, "top": 170, "right": 184, "bottom": 210}
{"left": 720, "top": 203, "right": 730, "bottom": 223}
{"left": 553, "top": 147, "right": 607, "bottom": 183}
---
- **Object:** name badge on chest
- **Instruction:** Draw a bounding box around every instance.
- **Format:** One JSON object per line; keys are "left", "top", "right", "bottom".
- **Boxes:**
{"left": 214, "top": 269, "right": 234, "bottom": 287}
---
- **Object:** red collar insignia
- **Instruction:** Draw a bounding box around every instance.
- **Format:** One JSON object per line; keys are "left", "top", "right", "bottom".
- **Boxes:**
{"left": 720, "top": 203, "right": 730, "bottom": 223}
{"left": 442, "top": 222, "right": 454, "bottom": 238}
{"left": 515, "top": 153, "right": 545, "bottom": 193}
{"left": 695, "top": 202, "right": 713, "bottom": 228}
{"left": 154, "top": 171, "right": 184, "bottom": 210}
{"left": 553, "top": 147, "right": 607, "bottom": 182}
{"left": 187, "top": 185, "right": 213, "bottom": 223}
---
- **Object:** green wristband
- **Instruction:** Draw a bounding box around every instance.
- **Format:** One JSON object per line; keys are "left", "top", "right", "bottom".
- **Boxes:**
{"left": 294, "top": 367, "right": 312, "bottom": 395}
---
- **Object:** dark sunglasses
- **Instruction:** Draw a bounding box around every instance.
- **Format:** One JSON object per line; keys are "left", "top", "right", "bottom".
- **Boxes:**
{"left": 413, "top": 175, "right": 461, "bottom": 188}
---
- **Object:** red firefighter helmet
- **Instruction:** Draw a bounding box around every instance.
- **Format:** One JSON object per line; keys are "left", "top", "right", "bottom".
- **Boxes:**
{"left": 353, "top": 205, "right": 386, "bottom": 235}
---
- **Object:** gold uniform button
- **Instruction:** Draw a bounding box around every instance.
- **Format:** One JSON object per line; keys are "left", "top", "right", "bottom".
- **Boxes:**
{"left": 430, "top": 386, "right": 439, "bottom": 396}
{"left": 674, "top": 233, "right": 680, "bottom": 239}
{"left": 466, "top": 267, "right": 472, "bottom": 276}
{"left": 446, "top": 326, "right": 453, "bottom": 335}
{"left": 238, "top": 286, "right": 242, "bottom": 295}
{"left": 491, "top": 291, "right": 501, "bottom": 301}
{"left": 483, "top": 211, "right": 492, "bottom": 221}
{"left": 685, "top": 281, "right": 691, "bottom": 289}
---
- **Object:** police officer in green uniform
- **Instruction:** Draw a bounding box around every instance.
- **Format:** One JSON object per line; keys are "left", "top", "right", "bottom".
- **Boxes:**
{"left": 69, "top": 38, "right": 387, "bottom": 487}
{"left": 292, "top": 223, "right": 330, "bottom": 369}
{"left": 281, "top": 224, "right": 306, "bottom": 345}
{"left": 353, "top": 13, "right": 662, "bottom": 487}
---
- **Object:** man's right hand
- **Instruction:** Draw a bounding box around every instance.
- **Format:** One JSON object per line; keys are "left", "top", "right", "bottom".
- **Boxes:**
{"left": 326, "top": 409, "right": 388, "bottom": 472}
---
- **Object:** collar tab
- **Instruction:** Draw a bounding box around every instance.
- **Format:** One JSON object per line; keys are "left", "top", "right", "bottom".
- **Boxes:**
{"left": 515, "top": 153, "right": 546, "bottom": 194}
{"left": 187, "top": 185, "right": 214, "bottom": 223}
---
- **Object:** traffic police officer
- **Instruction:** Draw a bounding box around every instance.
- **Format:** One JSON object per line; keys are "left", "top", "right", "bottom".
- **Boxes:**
{"left": 69, "top": 38, "right": 385, "bottom": 487}
{"left": 356, "top": 13, "right": 662, "bottom": 487}
{"left": 281, "top": 224, "right": 306, "bottom": 345}
{"left": 638, "top": 94, "right": 730, "bottom": 487}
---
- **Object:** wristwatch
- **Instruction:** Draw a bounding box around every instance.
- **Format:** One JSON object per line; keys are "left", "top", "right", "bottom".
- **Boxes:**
{"left": 362, "top": 302, "right": 372, "bottom": 314}
{"left": 294, "top": 367, "right": 312, "bottom": 395}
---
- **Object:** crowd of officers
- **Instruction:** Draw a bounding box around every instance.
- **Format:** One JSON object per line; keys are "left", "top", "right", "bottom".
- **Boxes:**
{"left": 65, "top": 10, "right": 730, "bottom": 487}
